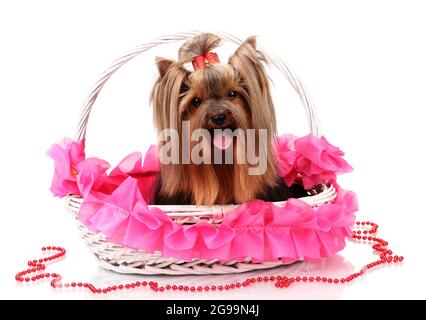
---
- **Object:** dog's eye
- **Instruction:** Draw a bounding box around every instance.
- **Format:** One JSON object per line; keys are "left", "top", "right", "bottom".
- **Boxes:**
{"left": 191, "top": 97, "right": 203, "bottom": 107}
{"left": 228, "top": 91, "right": 238, "bottom": 100}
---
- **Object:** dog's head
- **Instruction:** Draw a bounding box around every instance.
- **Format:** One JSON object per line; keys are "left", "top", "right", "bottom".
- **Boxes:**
{"left": 151, "top": 33, "right": 278, "bottom": 205}
{"left": 151, "top": 33, "right": 276, "bottom": 147}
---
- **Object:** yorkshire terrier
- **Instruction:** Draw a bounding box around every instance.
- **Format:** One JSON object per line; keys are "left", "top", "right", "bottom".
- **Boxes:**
{"left": 151, "top": 33, "right": 305, "bottom": 205}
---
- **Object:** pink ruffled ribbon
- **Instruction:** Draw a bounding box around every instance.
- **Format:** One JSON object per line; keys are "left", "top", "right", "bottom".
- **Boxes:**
{"left": 47, "top": 134, "right": 357, "bottom": 262}
{"left": 77, "top": 177, "right": 357, "bottom": 262}
{"left": 275, "top": 134, "right": 353, "bottom": 189}
{"left": 47, "top": 139, "right": 159, "bottom": 202}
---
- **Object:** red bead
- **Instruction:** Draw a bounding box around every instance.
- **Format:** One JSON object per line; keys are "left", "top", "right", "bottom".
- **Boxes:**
{"left": 16, "top": 230, "right": 403, "bottom": 296}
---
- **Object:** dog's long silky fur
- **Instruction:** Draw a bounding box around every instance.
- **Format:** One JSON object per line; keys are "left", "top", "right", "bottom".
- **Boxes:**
{"left": 151, "top": 33, "right": 279, "bottom": 205}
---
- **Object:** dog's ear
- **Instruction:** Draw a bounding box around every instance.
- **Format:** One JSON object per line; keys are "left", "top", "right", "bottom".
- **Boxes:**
{"left": 228, "top": 36, "right": 277, "bottom": 137}
{"left": 155, "top": 57, "right": 175, "bottom": 78}
{"left": 228, "top": 35, "right": 269, "bottom": 93}
{"left": 151, "top": 56, "right": 189, "bottom": 133}
{"left": 244, "top": 36, "right": 257, "bottom": 50}
{"left": 228, "top": 35, "right": 270, "bottom": 90}
{"left": 229, "top": 36, "right": 260, "bottom": 63}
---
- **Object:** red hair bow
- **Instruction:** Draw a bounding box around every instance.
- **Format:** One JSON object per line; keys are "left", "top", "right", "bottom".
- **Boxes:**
{"left": 192, "top": 52, "right": 220, "bottom": 71}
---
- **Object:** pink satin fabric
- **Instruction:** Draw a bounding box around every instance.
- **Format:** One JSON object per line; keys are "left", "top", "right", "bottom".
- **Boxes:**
{"left": 275, "top": 134, "right": 353, "bottom": 189}
{"left": 48, "top": 134, "right": 357, "bottom": 263}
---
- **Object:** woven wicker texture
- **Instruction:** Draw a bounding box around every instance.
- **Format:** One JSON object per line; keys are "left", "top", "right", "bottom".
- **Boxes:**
{"left": 67, "top": 184, "right": 336, "bottom": 275}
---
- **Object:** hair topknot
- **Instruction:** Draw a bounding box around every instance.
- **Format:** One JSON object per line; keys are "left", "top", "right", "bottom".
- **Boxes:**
{"left": 178, "top": 33, "right": 222, "bottom": 64}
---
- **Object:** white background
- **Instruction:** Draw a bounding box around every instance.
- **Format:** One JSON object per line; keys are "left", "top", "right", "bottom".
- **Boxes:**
{"left": 0, "top": 0, "right": 425, "bottom": 300}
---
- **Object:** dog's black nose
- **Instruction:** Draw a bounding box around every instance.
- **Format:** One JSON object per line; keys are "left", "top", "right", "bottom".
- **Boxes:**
{"left": 211, "top": 113, "right": 227, "bottom": 125}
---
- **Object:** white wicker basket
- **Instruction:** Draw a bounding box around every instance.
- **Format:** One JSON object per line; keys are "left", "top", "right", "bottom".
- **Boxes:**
{"left": 66, "top": 31, "right": 336, "bottom": 275}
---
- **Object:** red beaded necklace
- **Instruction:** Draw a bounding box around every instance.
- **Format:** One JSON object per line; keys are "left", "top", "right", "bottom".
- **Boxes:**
{"left": 15, "top": 221, "right": 403, "bottom": 294}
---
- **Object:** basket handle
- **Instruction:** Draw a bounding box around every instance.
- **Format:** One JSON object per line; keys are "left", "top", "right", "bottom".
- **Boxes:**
{"left": 75, "top": 30, "right": 321, "bottom": 141}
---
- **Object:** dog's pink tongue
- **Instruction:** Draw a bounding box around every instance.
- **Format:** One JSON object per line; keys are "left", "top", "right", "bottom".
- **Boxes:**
{"left": 213, "top": 132, "right": 233, "bottom": 150}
